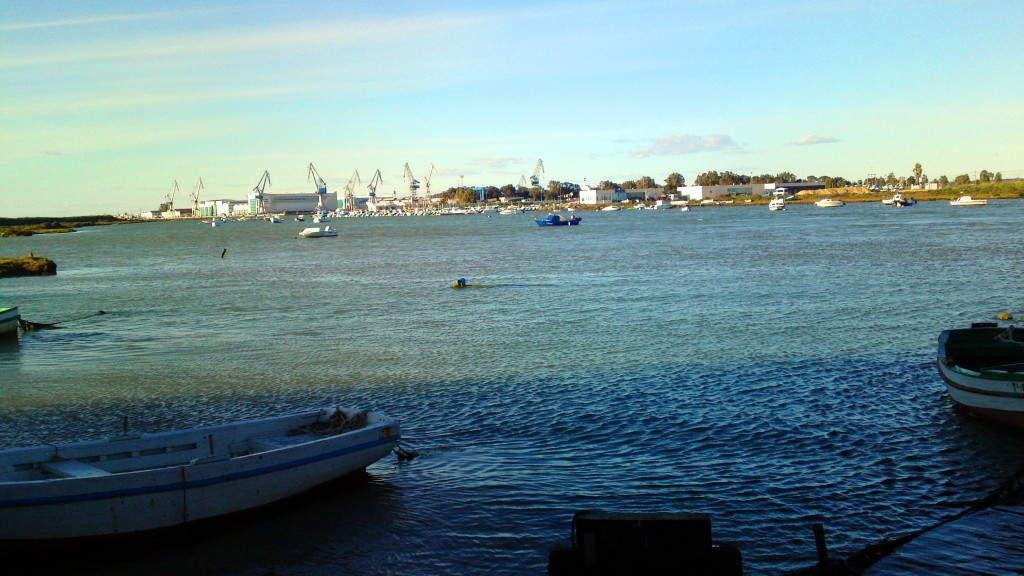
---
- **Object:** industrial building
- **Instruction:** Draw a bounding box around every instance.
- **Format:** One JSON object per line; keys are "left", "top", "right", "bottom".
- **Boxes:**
{"left": 247, "top": 192, "right": 339, "bottom": 214}
{"left": 676, "top": 182, "right": 825, "bottom": 201}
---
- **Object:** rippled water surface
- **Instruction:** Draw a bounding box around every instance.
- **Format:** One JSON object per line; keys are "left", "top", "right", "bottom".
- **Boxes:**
{"left": 3, "top": 202, "right": 1024, "bottom": 575}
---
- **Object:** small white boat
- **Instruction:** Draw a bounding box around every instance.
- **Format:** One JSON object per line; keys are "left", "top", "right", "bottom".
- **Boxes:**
{"left": 814, "top": 198, "right": 844, "bottom": 208}
{"left": 267, "top": 216, "right": 283, "bottom": 223}
{"left": 601, "top": 205, "right": 621, "bottom": 211}
{"left": 768, "top": 197, "right": 786, "bottom": 211}
{"left": 299, "top": 226, "right": 338, "bottom": 238}
{"left": 498, "top": 208, "right": 521, "bottom": 215}
{"left": 680, "top": 206, "right": 690, "bottom": 212}
{"left": 0, "top": 407, "right": 399, "bottom": 541}
{"left": 950, "top": 195, "right": 987, "bottom": 207}
{"left": 0, "top": 306, "right": 20, "bottom": 339}
{"left": 295, "top": 215, "right": 305, "bottom": 222}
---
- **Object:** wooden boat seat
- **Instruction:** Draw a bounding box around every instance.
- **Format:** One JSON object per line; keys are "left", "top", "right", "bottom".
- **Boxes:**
{"left": 40, "top": 460, "right": 112, "bottom": 478}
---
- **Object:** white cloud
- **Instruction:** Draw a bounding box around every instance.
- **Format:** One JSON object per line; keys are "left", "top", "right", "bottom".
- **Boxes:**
{"left": 632, "top": 134, "right": 739, "bottom": 158}
{"left": 790, "top": 134, "right": 839, "bottom": 146}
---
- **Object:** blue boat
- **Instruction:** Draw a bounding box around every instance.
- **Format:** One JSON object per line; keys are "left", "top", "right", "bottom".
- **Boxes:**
{"left": 535, "top": 214, "right": 581, "bottom": 227}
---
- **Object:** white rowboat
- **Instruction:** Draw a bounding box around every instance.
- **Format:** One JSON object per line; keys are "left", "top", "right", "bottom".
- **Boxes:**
{"left": 0, "top": 407, "right": 399, "bottom": 541}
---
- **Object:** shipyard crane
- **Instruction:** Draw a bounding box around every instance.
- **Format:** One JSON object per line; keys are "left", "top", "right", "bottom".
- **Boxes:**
{"left": 307, "top": 162, "right": 328, "bottom": 214}
{"left": 517, "top": 175, "right": 528, "bottom": 193}
{"left": 164, "top": 180, "right": 179, "bottom": 212}
{"left": 422, "top": 163, "right": 438, "bottom": 198}
{"left": 190, "top": 178, "right": 204, "bottom": 214}
{"left": 252, "top": 170, "right": 271, "bottom": 214}
{"left": 403, "top": 163, "right": 421, "bottom": 199}
{"left": 366, "top": 169, "right": 383, "bottom": 200}
{"left": 530, "top": 159, "right": 545, "bottom": 187}
{"left": 343, "top": 170, "right": 361, "bottom": 211}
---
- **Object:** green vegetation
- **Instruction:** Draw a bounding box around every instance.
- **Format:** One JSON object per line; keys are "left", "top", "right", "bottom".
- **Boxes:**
{"left": 0, "top": 256, "right": 57, "bottom": 278}
{"left": 0, "top": 215, "right": 124, "bottom": 238}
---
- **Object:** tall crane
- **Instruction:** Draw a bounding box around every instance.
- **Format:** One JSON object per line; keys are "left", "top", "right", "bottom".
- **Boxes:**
{"left": 164, "top": 180, "right": 179, "bottom": 213}
{"left": 517, "top": 175, "right": 528, "bottom": 193}
{"left": 343, "top": 170, "right": 361, "bottom": 211}
{"left": 252, "top": 170, "right": 271, "bottom": 214}
{"left": 422, "top": 163, "right": 438, "bottom": 198}
{"left": 366, "top": 169, "right": 383, "bottom": 200}
{"left": 190, "top": 178, "right": 204, "bottom": 215}
{"left": 307, "top": 162, "right": 327, "bottom": 214}
{"left": 403, "top": 163, "right": 420, "bottom": 199}
{"left": 530, "top": 159, "right": 545, "bottom": 187}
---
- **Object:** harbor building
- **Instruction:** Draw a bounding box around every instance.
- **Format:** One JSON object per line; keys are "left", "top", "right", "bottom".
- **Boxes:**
{"left": 247, "top": 192, "right": 339, "bottom": 214}
{"left": 677, "top": 182, "right": 825, "bottom": 201}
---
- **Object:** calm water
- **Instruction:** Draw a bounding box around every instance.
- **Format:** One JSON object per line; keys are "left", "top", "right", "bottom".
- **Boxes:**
{"left": 2, "top": 202, "right": 1023, "bottom": 575}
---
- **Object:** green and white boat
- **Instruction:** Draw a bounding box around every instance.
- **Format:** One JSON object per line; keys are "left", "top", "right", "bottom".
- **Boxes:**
{"left": 0, "top": 307, "right": 19, "bottom": 339}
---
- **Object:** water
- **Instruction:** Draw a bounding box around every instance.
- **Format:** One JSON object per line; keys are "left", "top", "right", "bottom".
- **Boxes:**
{"left": 2, "top": 202, "right": 1024, "bottom": 575}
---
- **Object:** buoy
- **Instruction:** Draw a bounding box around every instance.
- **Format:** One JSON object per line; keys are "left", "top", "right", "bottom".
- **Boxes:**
{"left": 452, "top": 278, "right": 467, "bottom": 289}
{"left": 997, "top": 312, "right": 1013, "bottom": 320}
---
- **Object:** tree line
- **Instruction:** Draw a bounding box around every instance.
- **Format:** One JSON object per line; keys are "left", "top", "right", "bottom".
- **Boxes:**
{"left": 436, "top": 164, "right": 1006, "bottom": 204}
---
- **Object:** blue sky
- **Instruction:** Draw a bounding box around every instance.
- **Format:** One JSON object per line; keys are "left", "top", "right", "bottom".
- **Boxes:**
{"left": 2, "top": 0, "right": 1021, "bottom": 216}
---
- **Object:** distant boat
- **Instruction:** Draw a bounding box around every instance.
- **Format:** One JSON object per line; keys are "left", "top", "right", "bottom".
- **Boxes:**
{"left": 883, "top": 193, "right": 916, "bottom": 207}
{"left": 0, "top": 407, "right": 399, "bottom": 541}
{"left": 768, "top": 197, "right": 786, "bottom": 211}
{"left": 267, "top": 216, "right": 283, "bottom": 223}
{"left": 601, "top": 205, "right": 621, "bottom": 211}
{"left": 950, "top": 195, "right": 987, "bottom": 207}
{"left": 299, "top": 226, "right": 338, "bottom": 238}
{"left": 680, "top": 206, "right": 690, "bottom": 212}
{"left": 937, "top": 324, "right": 1024, "bottom": 427}
{"left": 535, "top": 214, "right": 581, "bottom": 227}
{"left": 498, "top": 208, "right": 522, "bottom": 215}
{"left": 0, "top": 306, "right": 19, "bottom": 339}
{"left": 295, "top": 215, "right": 305, "bottom": 222}
{"left": 814, "top": 198, "right": 845, "bottom": 208}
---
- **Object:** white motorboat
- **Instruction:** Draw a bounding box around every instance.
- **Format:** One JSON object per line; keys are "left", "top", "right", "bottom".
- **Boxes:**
{"left": 498, "top": 208, "right": 521, "bottom": 215}
{"left": 814, "top": 198, "right": 845, "bottom": 208}
{"left": 882, "top": 193, "right": 916, "bottom": 207}
{"left": 267, "top": 216, "right": 283, "bottom": 223}
{"left": 950, "top": 195, "right": 987, "bottom": 207}
{"left": 680, "top": 206, "right": 690, "bottom": 212}
{"left": 768, "top": 197, "right": 786, "bottom": 211}
{"left": 0, "top": 307, "right": 20, "bottom": 339}
{"left": 601, "top": 205, "right": 621, "bottom": 211}
{"left": 0, "top": 407, "right": 399, "bottom": 541}
{"left": 300, "top": 226, "right": 338, "bottom": 238}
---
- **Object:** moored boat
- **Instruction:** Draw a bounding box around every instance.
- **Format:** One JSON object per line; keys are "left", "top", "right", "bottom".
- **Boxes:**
{"left": 936, "top": 324, "right": 1024, "bottom": 427}
{"left": 950, "top": 195, "right": 987, "bottom": 207}
{"left": 0, "top": 407, "right": 399, "bottom": 541}
{"left": 768, "top": 197, "right": 786, "bottom": 211}
{"left": 601, "top": 205, "right": 621, "bottom": 211}
{"left": 814, "top": 198, "right": 844, "bottom": 208}
{"left": 535, "top": 214, "right": 581, "bottom": 227}
{"left": 299, "top": 226, "right": 338, "bottom": 238}
{"left": 0, "top": 307, "right": 20, "bottom": 339}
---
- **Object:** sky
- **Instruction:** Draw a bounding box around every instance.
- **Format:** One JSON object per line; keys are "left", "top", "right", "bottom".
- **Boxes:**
{"left": 1, "top": 0, "right": 1022, "bottom": 216}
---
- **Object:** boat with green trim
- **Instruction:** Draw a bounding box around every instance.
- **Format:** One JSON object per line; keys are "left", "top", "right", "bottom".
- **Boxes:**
{"left": 0, "top": 307, "right": 19, "bottom": 339}
{"left": 936, "top": 323, "right": 1024, "bottom": 427}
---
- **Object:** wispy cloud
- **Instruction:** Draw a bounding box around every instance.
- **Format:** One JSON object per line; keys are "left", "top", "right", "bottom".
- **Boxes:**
{"left": 632, "top": 134, "right": 740, "bottom": 158}
{"left": 0, "top": 87, "right": 299, "bottom": 117}
{"left": 789, "top": 134, "right": 839, "bottom": 146}
{"left": 0, "top": 10, "right": 186, "bottom": 32}
{"left": 468, "top": 157, "right": 524, "bottom": 171}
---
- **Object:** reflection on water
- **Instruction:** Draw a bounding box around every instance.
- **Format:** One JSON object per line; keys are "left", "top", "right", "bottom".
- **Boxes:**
{"left": 2, "top": 202, "right": 1024, "bottom": 574}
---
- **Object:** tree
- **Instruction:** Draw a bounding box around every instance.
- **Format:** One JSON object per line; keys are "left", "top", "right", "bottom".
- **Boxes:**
{"left": 939, "top": 175, "right": 949, "bottom": 188}
{"left": 995, "top": 172, "right": 1003, "bottom": 182}
{"left": 663, "top": 172, "right": 685, "bottom": 192}
{"left": 695, "top": 171, "right": 721, "bottom": 186}
{"left": 499, "top": 184, "right": 517, "bottom": 197}
{"left": 953, "top": 174, "right": 971, "bottom": 186}
{"left": 913, "top": 163, "right": 922, "bottom": 185}
{"left": 979, "top": 170, "right": 992, "bottom": 184}
{"left": 546, "top": 181, "right": 561, "bottom": 200}
{"left": 597, "top": 180, "right": 619, "bottom": 190}
{"left": 885, "top": 172, "right": 898, "bottom": 187}
{"left": 620, "top": 180, "right": 637, "bottom": 189}
{"left": 637, "top": 176, "right": 657, "bottom": 189}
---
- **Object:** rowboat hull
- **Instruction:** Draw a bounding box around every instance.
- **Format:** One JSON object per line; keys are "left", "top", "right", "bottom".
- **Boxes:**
{"left": 0, "top": 307, "right": 19, "bottom": 339}
{"left": 936, "top": 327, "right": 1024, "bottom": 427}
{"left": 0, "top": 408, "right": 398, "bottom": 541}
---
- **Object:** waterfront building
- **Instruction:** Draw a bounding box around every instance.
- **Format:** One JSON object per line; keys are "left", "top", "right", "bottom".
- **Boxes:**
{"left": 247, "top": 191, "right": 339, "bottom": 214}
